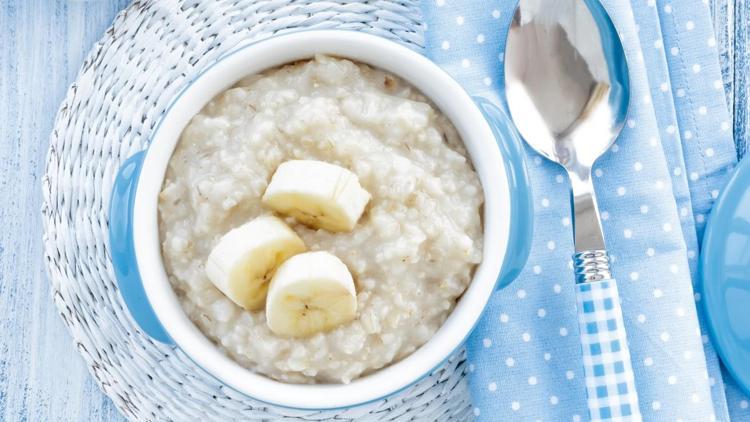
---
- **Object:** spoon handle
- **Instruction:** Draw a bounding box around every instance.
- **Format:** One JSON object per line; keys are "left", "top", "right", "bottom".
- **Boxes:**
{"left": 574, "top": 250, "right": 641, "bottom": 421}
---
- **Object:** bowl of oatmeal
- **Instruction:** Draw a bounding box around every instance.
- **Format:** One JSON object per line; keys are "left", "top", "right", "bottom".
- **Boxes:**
{"left": 109, "top": 30, "right": 533, "bottom": 409}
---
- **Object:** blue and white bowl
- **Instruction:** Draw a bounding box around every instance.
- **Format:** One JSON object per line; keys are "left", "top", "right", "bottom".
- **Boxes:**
{"left": 108, "top": 30, "right": 533, "bottom": 410}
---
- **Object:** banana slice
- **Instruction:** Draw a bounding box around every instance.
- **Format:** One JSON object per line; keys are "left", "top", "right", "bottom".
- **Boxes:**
{"left": 262, "top": 160, "right": 371, "bottom": 232}
{"left": 205, "top": 215, "right": 306, "bottom": 311}
{"left": 266, "top": 251, "right": 357, "bottom": 338}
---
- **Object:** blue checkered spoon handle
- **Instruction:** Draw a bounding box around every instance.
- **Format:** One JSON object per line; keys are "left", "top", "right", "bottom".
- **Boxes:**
{"left": 575, "top": 251, "right": 641, "bottom": 421}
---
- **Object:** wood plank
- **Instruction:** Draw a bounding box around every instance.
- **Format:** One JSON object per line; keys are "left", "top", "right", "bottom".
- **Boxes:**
{"left": 711, "top": 0, "right": 735, "bottom": 120}
{"left": 734, "top": 0, "right": 749, "bottom": 158}
{"left": 0, "top": 1, "right": 129, "bottom": 421}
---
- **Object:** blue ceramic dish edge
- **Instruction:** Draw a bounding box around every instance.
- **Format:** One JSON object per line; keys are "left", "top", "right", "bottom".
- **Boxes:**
{"left": 699, "top": 157, "right": 750, "bottom": 397}
{"left": 107, "top": 36, "right": 534, "bottom": 409}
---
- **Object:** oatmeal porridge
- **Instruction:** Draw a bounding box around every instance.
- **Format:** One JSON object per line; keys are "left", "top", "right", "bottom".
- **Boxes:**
{"left": 158, "top": 55, "right": 484, "bottom": 384}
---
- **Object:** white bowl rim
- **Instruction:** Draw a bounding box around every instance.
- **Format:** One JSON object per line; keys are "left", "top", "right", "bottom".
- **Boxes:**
{"left": 133, "top": 30, "right": 511, "bottom": 410}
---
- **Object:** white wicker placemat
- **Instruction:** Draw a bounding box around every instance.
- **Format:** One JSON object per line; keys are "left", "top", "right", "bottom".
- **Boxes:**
{"left": 41, "top": 1, "right": 472, "bottom": 420}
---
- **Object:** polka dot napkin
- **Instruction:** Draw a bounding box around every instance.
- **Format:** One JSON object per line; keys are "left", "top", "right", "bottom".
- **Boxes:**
{"left": 420, "top": 0, "right": 747, "bottom": 420}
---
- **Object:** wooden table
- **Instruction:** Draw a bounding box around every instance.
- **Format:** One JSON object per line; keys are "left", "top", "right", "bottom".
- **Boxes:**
{"left": 712, "top": 0, "right": 749, "bottom": 158}
{"left": 0, "top": 1, "right": 746, "bottom": 420}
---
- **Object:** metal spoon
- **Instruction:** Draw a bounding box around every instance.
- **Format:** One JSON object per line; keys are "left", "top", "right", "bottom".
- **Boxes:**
{"left": 505, "top": 1, "right": 641, "bottom": 420}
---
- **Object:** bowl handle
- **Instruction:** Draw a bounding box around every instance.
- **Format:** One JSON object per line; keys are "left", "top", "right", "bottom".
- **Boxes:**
{"left": 474, "top": 97, "right": 534, "bottom": 290}
{"left": 109, "top": 151, "right": 174, "bottom": 344}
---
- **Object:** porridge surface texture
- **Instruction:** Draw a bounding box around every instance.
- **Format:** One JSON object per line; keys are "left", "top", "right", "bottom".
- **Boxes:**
{"left": 158, "top": 55, "right": 484, "bottom": 383}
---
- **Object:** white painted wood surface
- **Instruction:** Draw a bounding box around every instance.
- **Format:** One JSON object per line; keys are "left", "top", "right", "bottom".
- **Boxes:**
{"left": 712, "top": 0, "right": 749, "bottom": 157}
{"left": 0, "top": 1, "right": 129, "bottom": 421}
{"left": 0, "top": 0, "right": 747, "bottom": 421}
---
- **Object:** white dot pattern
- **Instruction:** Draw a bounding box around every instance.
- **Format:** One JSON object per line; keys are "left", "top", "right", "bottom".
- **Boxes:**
{"left": 420, "top": 0, "right": 742, "bottom": 420}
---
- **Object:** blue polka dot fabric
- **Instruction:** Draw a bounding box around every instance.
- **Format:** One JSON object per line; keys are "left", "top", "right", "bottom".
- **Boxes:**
{"left": 420, "top": 0, "right": 748, "bottom": 420}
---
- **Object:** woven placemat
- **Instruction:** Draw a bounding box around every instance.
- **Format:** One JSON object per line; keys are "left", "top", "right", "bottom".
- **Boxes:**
{"left": 41, "top": 0, "right": 472, "bottom": 420}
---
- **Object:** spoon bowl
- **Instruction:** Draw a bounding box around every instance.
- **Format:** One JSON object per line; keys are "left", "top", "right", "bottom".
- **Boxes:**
{"left": 505, "top": 0, "right": 630, "bottom": 174}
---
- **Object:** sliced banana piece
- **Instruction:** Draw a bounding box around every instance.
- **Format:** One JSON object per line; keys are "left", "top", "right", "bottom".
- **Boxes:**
{"left": 262, "top": 160, "right": 371, "bottom": 232}
{"left": 266, "top": 251, "right": 357, "bottom": 338}
{"left": 205, "top": 215, "right": 306, "bottom": 311}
